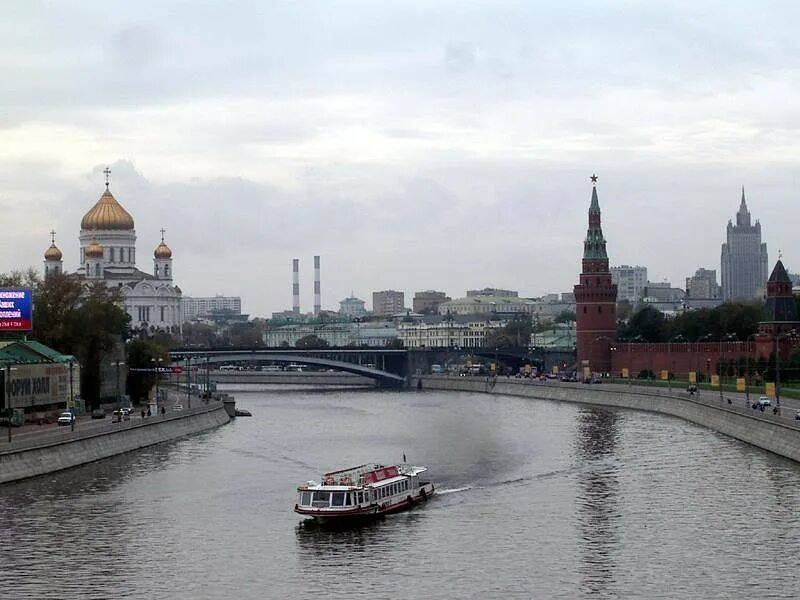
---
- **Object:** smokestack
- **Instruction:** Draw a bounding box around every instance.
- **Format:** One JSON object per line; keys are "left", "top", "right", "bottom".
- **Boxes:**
{"left": 314, "top": 255, "right": 321, "bottom": 316}
{"left": 292, "top": 258, "right": 300, "bottom": 314}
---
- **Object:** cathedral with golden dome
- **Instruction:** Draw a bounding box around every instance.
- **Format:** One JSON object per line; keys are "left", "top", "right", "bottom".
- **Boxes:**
{"left": 44, "top": 171, "right": 183, "bottom": 333}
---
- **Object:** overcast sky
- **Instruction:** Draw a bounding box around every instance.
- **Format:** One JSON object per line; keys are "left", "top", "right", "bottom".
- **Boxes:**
{"left": 2, "top": 1, "right": 799, "bottom": 317}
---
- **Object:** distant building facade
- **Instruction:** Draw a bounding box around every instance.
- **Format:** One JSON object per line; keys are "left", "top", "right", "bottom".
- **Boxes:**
{"left": 398, "top": 319, "right": 505, "bottom": 349}
{"left": 685, "top": 268, "right": 720, "bottom": 300}
{"left": 372, "top": 290, "right": 405, "bottom": 316}
{"left": 610, "top": 265, "right": 647, "bottom": 302}
{"left": 339, "top": 296, "right": 367, "bottom": 318}
{"left": 182, "top": 295, "right": 242, "bottom": 321}
{"left": 467, "top": 288, "right": 518, "bottom": 298}
{"left": 412, "top": 290, "right": 451, "bottom": 313}
{"left": 721, "top": 188, "right": 768, "bottom": 301}
{"left": 264, "top": 321, "right": 397, "bottom": 348}
{"left": 439, "top": 295, "right": 537, "bottom": 316}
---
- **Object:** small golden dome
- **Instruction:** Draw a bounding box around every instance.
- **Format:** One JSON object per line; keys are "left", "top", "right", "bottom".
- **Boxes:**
{"left": 154, "top": 240, "right": 172, "bottom": 259}
{"left": 44, "top": 243, "right": 63, "bottom": 261}
{"left": 81, "top": 189, "right": 135, "bottom": 231}
{"left": 85, "top": 239, "right": 104, "bottom": 259}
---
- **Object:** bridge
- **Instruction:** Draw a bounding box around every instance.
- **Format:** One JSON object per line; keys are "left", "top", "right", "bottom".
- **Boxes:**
{"left": 168, "top": 346, "right": 578, "bottom": 387}
{"left": 168, "top": 349, "right": 407, "bottom": 387}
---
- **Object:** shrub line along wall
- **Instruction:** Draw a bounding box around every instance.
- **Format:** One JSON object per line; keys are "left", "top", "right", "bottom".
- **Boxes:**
{"left": 417, "top": 376, "right": 800, "bottom": 463}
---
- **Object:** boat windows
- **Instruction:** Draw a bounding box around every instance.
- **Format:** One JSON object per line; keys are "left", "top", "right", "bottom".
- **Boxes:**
{"left": 344, "top": 493, "right": 352, "bottom": 506}
{"left": 331, "top": 492, "right": 345, "bottom": 507}
{"left": 313, "top": 491, "right": 330, "bottom": 506}
{"left": 300, "top": 492, "right": 311, "bottom": 506}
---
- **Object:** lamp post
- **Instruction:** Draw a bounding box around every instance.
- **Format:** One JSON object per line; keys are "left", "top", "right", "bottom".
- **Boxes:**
{"left": 668, "top": 335, "right": 687, "bottom": 391}
{"left": 717, "top": 333, "right": 736, "bottom": 404}
{"left": 775, "top": 329, "right": 797, "bottom": 416}
{"left": 150, "top": 357, "right": 163, "bottom": 411}
{"left": 745, "top": 332, "right": 758, "bottom": 406}
{"left": 186, "top": 355, "right": 191, "bottom": 409}
{"left": 68, "top": 360, "right": 75, "bottom": 431}
{"left": 4, "top": 363, "right": 17, "bottom": 443}
{"left": 111, "top": 359, "right": 125, "bottom": 411}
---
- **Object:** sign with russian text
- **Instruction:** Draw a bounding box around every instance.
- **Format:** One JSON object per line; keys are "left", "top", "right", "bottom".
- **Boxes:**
{"left": 660, "top": 370, "right": 669, "bottom": 381}
{"left": 362, "top": 466, "right": 399, "bottom": 484}
{"left": 689, "top": 371, "right": 697, "bottom": 384}
{"left": 711, "top": 375, "right": 720, "bottom": 387}
{"left": 765, "top": 382, "right": 776, "bottom": 397}
{"left": 736, "top": 378, "right": 745, "bottom": 392}
{"left": 129, "top": 366, "right": 183, "bottom": 374}
{"left": 621, "top": 368, "right": 629, "bottom": 378}
{"left": 0, "top": 288, "right": 32, "bottom": 331}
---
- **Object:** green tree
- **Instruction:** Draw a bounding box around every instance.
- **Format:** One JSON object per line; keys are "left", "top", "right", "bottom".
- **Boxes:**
{"left": 484, "top": 316, "right": 533, "bottom": 349}
{"left": 554, "top": 310, "right": 576, "bottom": 324}
{"left": 126, "top": 338, "right": 170, "bottom": 403}
{"left": 619, "top": 305, "right": 667, "bottom": 342}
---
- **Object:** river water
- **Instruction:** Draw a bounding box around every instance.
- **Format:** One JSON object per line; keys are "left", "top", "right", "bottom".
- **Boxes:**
{"left": 2, "top": 386, "right": 800, "bottom": 599}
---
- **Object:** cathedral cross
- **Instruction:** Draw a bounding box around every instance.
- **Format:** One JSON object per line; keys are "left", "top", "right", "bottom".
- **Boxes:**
{"left": 50, "top": 229, "right": 56, "bottom": 244}
{"left": 160, "top": 228, "right": 166, "bottom": 242}
{"left": 103, "top": 167, "right": 111, "bottom": 190}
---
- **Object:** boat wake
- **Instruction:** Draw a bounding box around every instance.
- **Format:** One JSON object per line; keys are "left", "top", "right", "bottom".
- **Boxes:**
{"left": 437, "top": 486, "right": 472, "bottom": 495}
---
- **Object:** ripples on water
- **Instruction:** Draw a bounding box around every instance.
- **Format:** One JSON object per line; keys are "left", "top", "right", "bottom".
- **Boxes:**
{"left": 2, "top": 386, "right": 800, "bottom": 599}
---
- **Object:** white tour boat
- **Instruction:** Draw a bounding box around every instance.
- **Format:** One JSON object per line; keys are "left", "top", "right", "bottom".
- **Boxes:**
{"left": 294, "top": 463, "right": 435, "bottom": 522}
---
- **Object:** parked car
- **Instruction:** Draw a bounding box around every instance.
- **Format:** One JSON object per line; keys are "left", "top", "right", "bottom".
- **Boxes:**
{"left": 57, "top": 411, "right": 75, "bottom": 426}
{"left": 757, "top": 396, "right": 771, "bottom": 407}
{"left": 91, "top": 409, "right": 106, "bottom": 419}
{"left": 112, "top": 410, "right": 130, "bottom": 422}
{"left": 172, "top": 403, "right": 183, "bottom": 411}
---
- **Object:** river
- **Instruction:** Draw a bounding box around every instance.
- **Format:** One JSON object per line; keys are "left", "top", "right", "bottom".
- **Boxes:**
{"left": 2, "top": 386, "right": 800, "bottom": 599}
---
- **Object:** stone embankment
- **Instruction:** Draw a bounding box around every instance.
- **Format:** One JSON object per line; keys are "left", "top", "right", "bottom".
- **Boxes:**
{"left": 0, "top": 401, "right": 230, "bottom": 484}
{"left": 211, "top": 370, "right": 373, "bottom": 386}
{"left": 417, "top": 376, "right": 800, "bottom": 463}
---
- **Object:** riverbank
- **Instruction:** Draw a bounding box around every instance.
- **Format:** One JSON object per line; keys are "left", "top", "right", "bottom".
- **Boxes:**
{"left": 417, "top": 375, "right": 800, "bottom": 463}
{"left": 0, "top": 401, "right": 230, "bottom": 484}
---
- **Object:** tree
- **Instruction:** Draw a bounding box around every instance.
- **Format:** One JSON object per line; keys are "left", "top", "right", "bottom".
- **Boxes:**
{"left": 619, "top": 305, "right": 667, "bottom": 342}
{"left": 295, "top": 334, "right": 329, "bottom": 349}
{"left": 126, "top": 338, "right": 170, "bottom": 403}
{"left": 484, "top": 316, "right": 533, "bottom": 349}
{"left": 554, "top": 310, "right": 576, "bottom": 324}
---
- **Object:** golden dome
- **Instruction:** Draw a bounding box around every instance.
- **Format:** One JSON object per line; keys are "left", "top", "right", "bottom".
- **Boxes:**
{"left": 81, "top": 189, "right": 134, "bottom": 230}
{"left": 85, "top": 239, "right": 104, "bottom": 259}
{"left": 154, "top": 240, "right": 172, "bottom": 259}
{"left": 44, "top": 243, "right": 63, "bottom": 261}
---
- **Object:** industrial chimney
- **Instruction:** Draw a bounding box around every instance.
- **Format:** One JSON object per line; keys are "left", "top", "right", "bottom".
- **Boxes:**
{"left": 314, "top": 255, "right": 321, "bottom": 316}
{"left": 292, "top": 258, "right": 300, "bottom": 314}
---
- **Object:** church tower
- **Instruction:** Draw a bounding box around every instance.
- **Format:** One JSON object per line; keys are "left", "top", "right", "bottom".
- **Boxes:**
{"left": 574, "top": 176, "right": 618, "bottom": 374}
{"left": 43, "top": 230, "right": 63, "bottom": 277}
{"left": 153, "top": 229, "right": 173, "bottom": 281}
{"left": 85, "top": 238, "right": 105, "bottom": 280}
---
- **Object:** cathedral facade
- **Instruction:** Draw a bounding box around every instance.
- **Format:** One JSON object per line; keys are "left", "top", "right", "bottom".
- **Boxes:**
{"left": 43, "top": 178, "right": 182, "bottom": 334}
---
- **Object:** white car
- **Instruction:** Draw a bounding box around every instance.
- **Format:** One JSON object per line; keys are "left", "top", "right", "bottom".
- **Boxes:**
{"left": 172, "top": 403, "right": 183, "bottom": 411}
{"left": 57, "top": 411, "right": 75, "bottom": 426}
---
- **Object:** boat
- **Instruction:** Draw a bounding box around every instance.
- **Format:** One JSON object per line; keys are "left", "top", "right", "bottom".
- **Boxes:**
{"left": 294, "top": 463, "right": 435, "bottom": 522}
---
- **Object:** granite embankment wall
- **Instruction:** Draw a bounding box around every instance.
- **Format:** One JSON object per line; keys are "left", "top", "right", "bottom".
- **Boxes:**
{"left": 0, "top": 402, "right": 230, "bottom": 484}
{"left": 417, "top": 376, "right": 800, "bottom": 463}
{"left": 211, "top": 370, "right": 373, "bottom": 386}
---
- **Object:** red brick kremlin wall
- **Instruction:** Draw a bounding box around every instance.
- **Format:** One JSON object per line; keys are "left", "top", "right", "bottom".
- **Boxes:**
{"left": 611, "top": 341, "right": 755, "bottom": 378}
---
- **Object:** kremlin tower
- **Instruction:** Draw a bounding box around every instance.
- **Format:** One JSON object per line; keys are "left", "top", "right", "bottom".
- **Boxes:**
{"left": 574, "top": 176, "right": 618, "bottom": 374}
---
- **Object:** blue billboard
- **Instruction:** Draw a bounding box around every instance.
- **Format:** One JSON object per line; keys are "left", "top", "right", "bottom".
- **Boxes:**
{"left": 0, "top": 288, "right": 33, "bottom": 331}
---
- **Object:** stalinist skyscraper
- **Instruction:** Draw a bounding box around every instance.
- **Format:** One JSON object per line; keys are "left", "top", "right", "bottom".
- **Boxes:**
{"left": 720, "top": 188, "right": 768, "bottom": 301}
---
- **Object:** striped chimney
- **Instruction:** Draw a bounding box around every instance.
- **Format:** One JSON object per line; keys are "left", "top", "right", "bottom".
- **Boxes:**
{"left": 292, "top": 258, "right": 300, "bottom": 314}
{"left": 314, "top": 255, "right": 321, "bottom": 316}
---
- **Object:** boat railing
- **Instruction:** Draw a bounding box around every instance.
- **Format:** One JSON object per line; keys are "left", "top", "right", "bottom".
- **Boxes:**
{"left": 312, "top": 500, "right": 329, "bottom": 508}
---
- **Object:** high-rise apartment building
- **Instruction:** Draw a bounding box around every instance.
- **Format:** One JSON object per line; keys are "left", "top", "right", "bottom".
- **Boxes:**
{"left": 610, "top": 265, "right": 647, "bottom": 302}
{"left": 372, "top": 290, "right": 405, "bottom": 316}
{"left": 182, "top": 295, "right": 242, "bottom": 321}
{"left": 685, "top": 268, "right": 720, "bottom": 299}
{"left": 339, "top": 296, "right": 367, "bottom": 318}
{"left": 721, "top": 189, "right": 768, "bottom": 301}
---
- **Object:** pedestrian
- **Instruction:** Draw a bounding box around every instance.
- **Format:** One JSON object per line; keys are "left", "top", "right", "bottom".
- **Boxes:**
{"left": 147, "top": 407, "right": 151, "bottom": 417}
{"left": 141, "top": 409, "right": 145, "bottom": 419}
{"left": 161, "top": 406, "right": 166, "bottom": 416}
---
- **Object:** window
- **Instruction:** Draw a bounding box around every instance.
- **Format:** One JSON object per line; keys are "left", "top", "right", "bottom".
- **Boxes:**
{"left": 95, "top": 263, "right": 100, "bottom": 276}
{"left": 160, "top": 306, "right": 166, "bottom": 322}
{"left": 583, "top": 306, "right": 587, "bottom": 314}
{"left": 313, "top": 491, "right": 330, "bottom": 505}
{"left": 331, "top": 492, "right": 345, "bottom": 507}
{"left": 300, "top": 492, "right": 311, "bottom": 506}
{"left": 598, "top": 306, "right": 602, "bottom": 314}
{"left": 165, "top": 264, "right": 170, "bottom": 278}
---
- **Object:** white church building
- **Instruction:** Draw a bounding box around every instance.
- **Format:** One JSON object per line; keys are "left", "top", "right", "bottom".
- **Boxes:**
{"left": 43, "top": 173, "right": 182, "bottom": 334}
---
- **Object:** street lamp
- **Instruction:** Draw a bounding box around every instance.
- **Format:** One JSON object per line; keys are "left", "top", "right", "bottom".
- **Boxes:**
{"left": 744, "top": 332, "right": 759, "bottom": 406}
{"left": 111, "top": 359, "right": 125, "bottom": 411}
{"left": 4, "top": 363, "right": 17, "bottom": 443}
{"left": 668, "top": 335, "right": 687, "bottom": 390}
{"left": 775, "top": 329, "right": 798, "bottom": 415}
{"left": 150, "top": 357, "right": 163, "bottom": 411}
{"left": 594, "top": 335, "right": 613, "bottom": 381}
{"left": 185, "top": 355, "right": 191, "bottom": 409}
{"left": 718, "top": 333, "right": 737, "bottom": 404}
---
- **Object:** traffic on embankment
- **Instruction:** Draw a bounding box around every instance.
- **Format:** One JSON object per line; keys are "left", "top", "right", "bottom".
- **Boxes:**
{"left": 415, "top": 374, "right": 800, "bottom": 463}
{"left": 0, "top": 396, "right": 230, "bottom": 484}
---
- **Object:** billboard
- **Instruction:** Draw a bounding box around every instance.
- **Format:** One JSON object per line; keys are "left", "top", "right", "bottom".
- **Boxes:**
{"left": 4, "top": 363, "right": 69, "bottom": 409}
{"left": 0, "top": 288, "right": 33, "bottom": 331}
